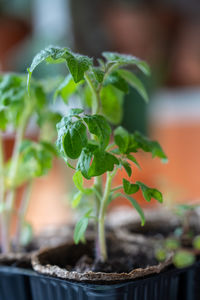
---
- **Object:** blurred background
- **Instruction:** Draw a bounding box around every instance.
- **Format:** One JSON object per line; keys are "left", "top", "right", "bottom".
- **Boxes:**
{"left": 1, "top": 0, "right": 200, "bottom": 232}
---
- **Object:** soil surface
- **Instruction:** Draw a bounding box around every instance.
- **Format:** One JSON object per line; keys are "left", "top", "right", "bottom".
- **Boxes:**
{"left": 128, "top": 222, "right": 177, "bottom": 238}
{"left": 40, "top": 236, "right": 158, "bottom": 274}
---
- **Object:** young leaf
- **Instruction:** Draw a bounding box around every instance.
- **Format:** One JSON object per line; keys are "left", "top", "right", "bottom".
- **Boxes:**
{"left": 121, "top": 161, "right": 132, "bottom": 177}
{"left": 77, "top": 148, "right": 93, "bottom": 179}
{"left": 73, "top": 171, "right": 84, "bottom": 191}
{"left": 54, "top": 75, "right": 80, "bottom": 103}
{"left": 92, "top": 67, "right": 104, "bottom": 83}
{"left": 114, "top": 126, "right": 129, "bottom": 153}
{"left": 173, "top": 251, "right": 195, "bottom": 268}
{"left": 74, "top": 210, "right": 92, "bottom": 244}
{"left": 72, "top": 191, "right": 83, "bottom": 208}
{"left": 104, "top": 72, "right": 129, "bottom": 93}
{"left": 66, "top": 53, "right": 92, "bottom": 83}
{"left": 102, "top": 52, "right": 150, "bottom": 76}
{"left": 27, "top": 46, "right": 67, "bottom": 87}
{"left": 155, "top": 248, "right": 167, "bottom": 262}
{"left": 59, "top": 119, "right": 87, "bottom": 159}
{"left": 123, "top": 178, "right": 139, "bottom": 194}
{"left": 117, "top": 192, "right": 145, "bottom": 226}
{"left": 100, "top": 85, "right": 123, "bottom": 125}
{"left": 136, "top": 181, "right": 163, "bottom": 203}
{"left": 73, "top": 171, "right": 92, "bottom": 194}
{"left": 117, "top": 69, "right": 148, "bottom": 103}
{"left": 27, "top": 46, "right": 92, "bottom": 89}
{"left": 83, "top": 114, "right": 111, "bottom": 149}
{"left": 69, "top": 108, "right": 84, "bottom": 116}
{"left": 165, "top": 238, "right": 180, "bottom": 250}
{"left": 126, "top": 154, "right": 141, "bottom": 169}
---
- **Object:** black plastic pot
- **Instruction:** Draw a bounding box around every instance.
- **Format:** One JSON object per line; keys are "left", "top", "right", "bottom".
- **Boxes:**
{"left": 0, "top": 266, "right": 33, "bottom": 300}
{"left": 28, "top": 259, "right": 200, "bottom": 300}
{"left": 29, "top": 267, "right": 182, "bottom": 300}
{"left": 180, "top": 260, "right": 200, "bottom": 300}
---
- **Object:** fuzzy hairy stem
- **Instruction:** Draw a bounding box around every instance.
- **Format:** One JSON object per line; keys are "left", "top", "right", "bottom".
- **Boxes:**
{"left": 15, "top": 180, "right": 33, "bottom": 252}
{"left": 0, "top": 133, "right": 10, "bottom": 253}
{"left": 98, "top": 169, "right": 117, "bottom": 262}
{"left": 5, "top": 106, "right": 31, "bottom": 252}
{"left": 0, "top": 133, "right": 4, "bottom": 207}
{"left": 84, "top": 73, "right": 99, "bottom": 115}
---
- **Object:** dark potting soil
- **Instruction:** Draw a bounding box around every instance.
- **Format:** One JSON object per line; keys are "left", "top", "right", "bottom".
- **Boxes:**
{"left": 40, "top": 237, "right": 158, "bottom": 274}
{"left": 0, "top": 255, "right": 32, "bottom": 269}
{"left": 128, "top": 222, "right": 177, "bottom": 238}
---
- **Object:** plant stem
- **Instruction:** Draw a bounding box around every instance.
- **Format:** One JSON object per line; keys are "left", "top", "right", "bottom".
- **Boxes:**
{"left": 111, "top": 185, "right": 123, "bottom": 192}
{"left": 0, "top": 133, "right": 5, "bottom": 209}
{"left": 0, "top": 133, "right": 9, "bottom": 253}
{"left": 15, "top": 180, "right": 33, "bottom": 252}
{"left": 5, "top": 106, "right": 31, "bottom": 252}
{"left": 84, "top": 73, "right": 99, "bottom": 115}
{"left": 98, "top": 169, "right": 117, "bottom": 262}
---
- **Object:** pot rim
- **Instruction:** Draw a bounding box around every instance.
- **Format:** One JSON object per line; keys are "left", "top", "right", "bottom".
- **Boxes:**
{"left": 31, "top": 240, "right": 173, "bottom": 283}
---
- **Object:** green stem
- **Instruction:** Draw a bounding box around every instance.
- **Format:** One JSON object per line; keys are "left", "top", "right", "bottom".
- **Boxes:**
{"left": 84, "top": 73, "right": 99, "bottom": 114}
{"left": 5, "top": 106, "right": 31, "bottom": 252}
{"left": 98, "top": 169, "right": 117, "bottom": 262}
{"left": 111, "top": 185, "right": 123, "bottom": 192}
{"left": 0, "top": 133, "right": 5, "bottom": 208}
{"left": 15, "top": 180, "right": 33, "bottom": 252}
{"left": 0, "top": 133, "right": 9, "bottom": 253}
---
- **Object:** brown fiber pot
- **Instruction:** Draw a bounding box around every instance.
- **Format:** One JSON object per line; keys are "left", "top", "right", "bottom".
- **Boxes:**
{"left": 31, "top": 235, "right": 172, "bottom": 283}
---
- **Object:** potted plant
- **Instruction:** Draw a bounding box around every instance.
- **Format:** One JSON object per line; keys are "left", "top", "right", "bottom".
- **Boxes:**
{"left": 24, "top": 46, "right": 188, "bottom": 300}
{"left": 0, "top": 72, "right": 60, "bottom": 299}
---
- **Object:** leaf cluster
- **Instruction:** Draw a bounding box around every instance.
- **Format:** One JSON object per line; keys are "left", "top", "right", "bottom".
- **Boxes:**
{"left": 27, "top": 46, "right": 151, "bottom": 126}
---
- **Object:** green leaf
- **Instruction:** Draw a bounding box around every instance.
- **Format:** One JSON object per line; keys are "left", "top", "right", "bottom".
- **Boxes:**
{"left": 73, "top": 170, "right": 92, "bottom": 194}
{"left": 92, "top": 67, "right": 104, "bottom": 83}
{"left": 54, "top": 75, "right": 80, "bottom": 103}
{"left": 117, "top": 69, "right": 148, "bottom": 103}
{"left": 165, "top": 238, "right": 180, "bottom": 250}
{"left": 100, "top": 85, "right": 123, "bottom": 125}
{"left": 104, "top": 72, "right": 129, "bottom": 93}
{"left": 72, "top": 191, "right": 83, "bottom": 208}
{"left": 102, "top": 52, "right": 150, "bottom": 76}
{"left": 118, "top": 192, "right": 145, "bottom": 226}
{"left": 27, "top": 46, "right": 92, "bottom": 89}
{"left": 77, "top": 148, "right": 93, "bottom": 179}
{"left": 89, "top": 150, "right": 119, "bottom": 177}
{"left": 123, "top": 178, "right": 139, "bottom": 194}
{"left": 114, "top": 126, "right": 129, "bottom": 153}
{"left": 136, "top": 181, "right": 163, "bottom": 203}
{"left": 73, "top": 210, "right": 92, "bottom": 244}
{"left": 121, "top": 161, "right": 132, "bottom": 177}
{"left": 155, "top": 248, "right": 167, "bottom": 262}
{"left": 40, "top": 141, "right": 58, "bottom": 156}
{"left": 73, "top": 171, "right": 84, "bottom": 191}
{"left": 134, "top": 131, "right": 167, "bottom": 161}
{"left": 68, "top": 108, "right": 84, "bottom": 116}
{"left": 17, "top": 140, "right": 55, "bottom": 182}
{"left": 0, "top": 74, "right": 27, "bottom": 128}
{"left": 173, "top": 251, "right": 195, "bottom": 268}
{"left": 126, "top": 154, "right": 141, "bottom": 169}
{"left": 57, "top": 117, "right": 87, "bottom": 159}
{"left": 83, "top": 114, "right": 111, "bottom": 149}
{"left": 66, "top": 53, "right": 92, "bottom": 83}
